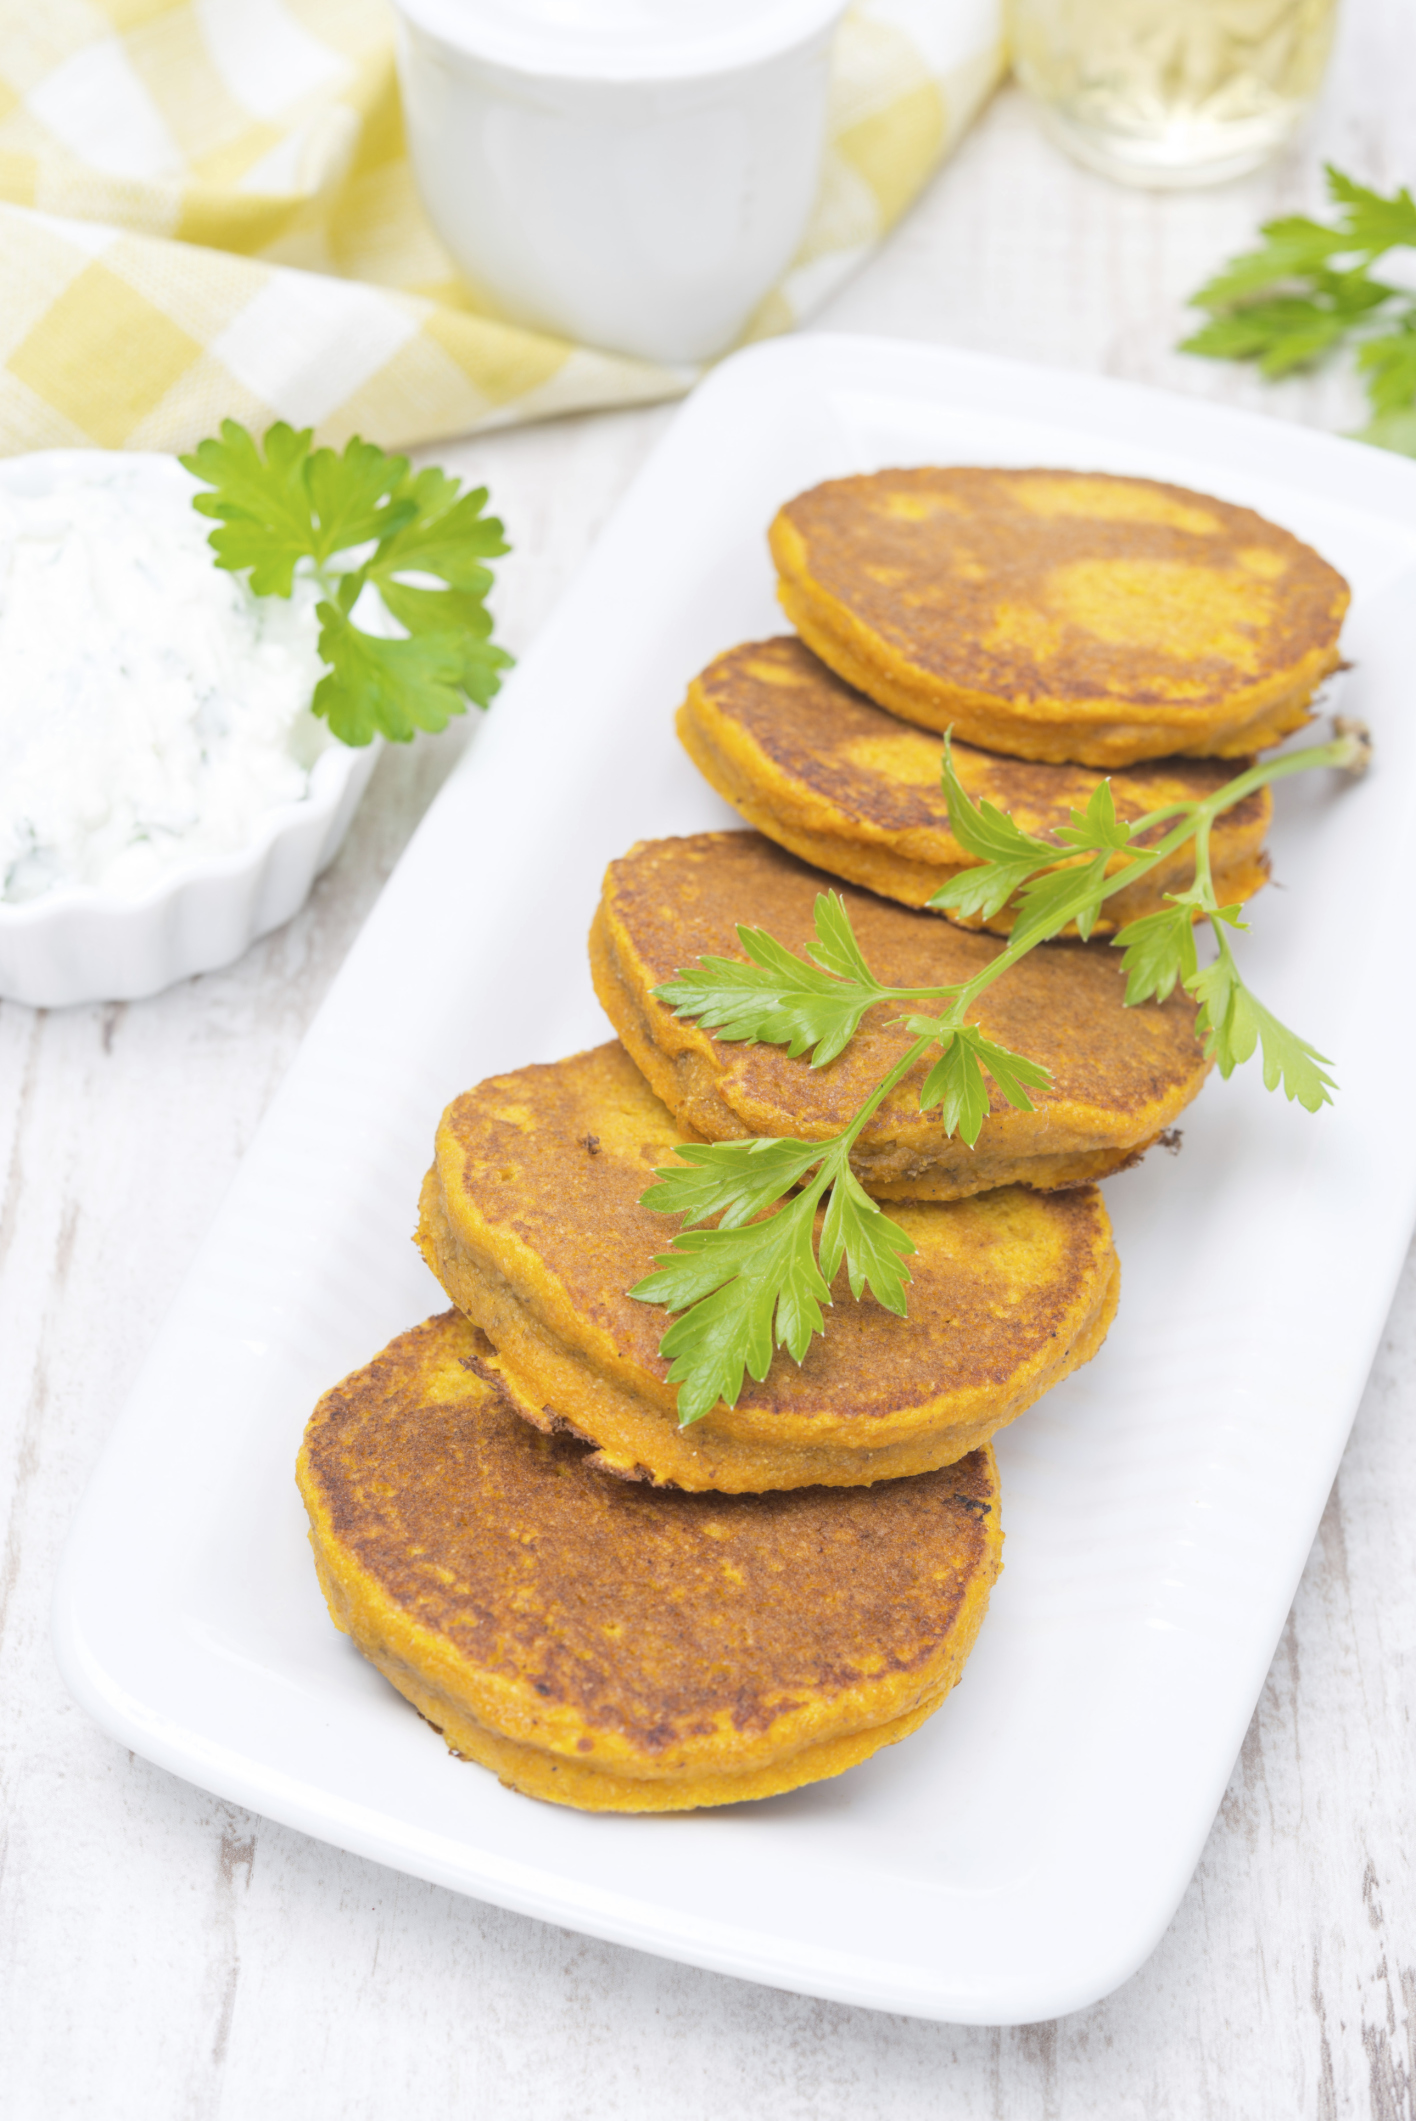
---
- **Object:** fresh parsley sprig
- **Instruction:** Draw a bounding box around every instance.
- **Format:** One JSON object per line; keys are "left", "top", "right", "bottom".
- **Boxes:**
{"left": 631, "top": 1105, "right": 917, "bottom": 1426}
{"left": 632, "top": 885, "right": 1051, "bottom": 1421}
{"left": 933, "top": 728, "right": 1364, "bottom": 1105}
{"left": 634, "top": 722, "right": 1370, "bottom": 1423}
{"left": 181, "top": 420, "right": 512, "bottom": 745}
{"left": 1180, "top": 166, "right": 1416, "bottom": 455}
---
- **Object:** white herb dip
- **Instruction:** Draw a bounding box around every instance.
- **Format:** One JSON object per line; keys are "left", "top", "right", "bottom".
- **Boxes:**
{"left": 0, "top": 453, "right": 330, "bottom": 902}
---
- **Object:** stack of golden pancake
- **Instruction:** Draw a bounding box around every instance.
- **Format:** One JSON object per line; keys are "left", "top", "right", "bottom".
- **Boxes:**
{"left": 299, "top": 467, "right": 1348, "bottom": 1815}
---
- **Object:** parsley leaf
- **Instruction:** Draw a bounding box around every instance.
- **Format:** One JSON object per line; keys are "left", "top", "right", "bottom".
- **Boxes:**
{"left": 1009, "top": 855, "right": 1113, "bottom": 948}
{"left": 1179, "top": 165, "right": 1416, "bottom": 454}
{"left": 302, "top": 433, "right": 418, "bottom": 561}
{"left": 363, "top": 468, "right": 511, "bottom": 696}
{"left": 931, "top": 734, "right": 1057, "bottom": 921}
{"left": 819, "top": 1162, "right": 915, "bottom": 1310}
{"left": 183, "top": 422, "right": 415, "bottom": 593}
{"left": 931, "top": 739, "right": 1133, "bottom": 934}
{"left": 1326, "top": 167, "right": 1416, "bottom": 252}
{"left": 1188, "top": 215, "right": 1351, "bottom": 307}
{"left": 916, "top": 1033, "right": 992, "bottom": 1145}
{"left": 808, "top": 887, "right": 882, "bottom": 985}
{"left": 652, "top": 891, "right": 900, "bottom": 1067}
{"left": 1051, "top": 778, "right": 1134, "bottom": 855}
{"left": 1190, "top": 944, "right": 1335, "bottom": 1111}
{"left": 636, "top": 1192, "right": 833, "bottom": 1424}
{"left": 938, "top": 733, "right": 1055, "bottom": 868}
{"left": 313, "top": 601, "right": 473, "bottom": 746}
{"left": 182, "top": 420, "right": 512, "bottom": 744}
{"left": 638, "top": 1137, "right": 825, "bottom": 1231}
{"left": 912, "top": 1023, "right": 1053, "bottom": 1145}
{"left": 1357, "top": 319, "right": 1416, "bottom": 416}
{"left": 631, "top": 1136, "right": 916, "bottom": 1423}
{"left": 1184, "top": 274, "right": 1393, "bottom": 378}
{"left": 1113, "top": 900, "right": 1200, "bottom": 1006}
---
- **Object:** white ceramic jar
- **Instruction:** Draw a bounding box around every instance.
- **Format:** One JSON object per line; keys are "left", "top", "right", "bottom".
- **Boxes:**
{"left": 393, "top": 0, "right": 848, "bottom": 365}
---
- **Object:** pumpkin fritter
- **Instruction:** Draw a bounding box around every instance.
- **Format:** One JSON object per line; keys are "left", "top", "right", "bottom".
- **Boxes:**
{"left": 416, "top": 1043, "right": 1118, "bottom": 1490}
{"left": 591, "top": 831, "right": 1210, "bottom": 1200}
{"left": 679, "top": 635, "right": 1272, "bottom": 934}
{"left": 770, "top": 468, "right": 1348, "bottom": 766}
{"left": 298, "top": 1311, "right": 1004, "bottom": 1811}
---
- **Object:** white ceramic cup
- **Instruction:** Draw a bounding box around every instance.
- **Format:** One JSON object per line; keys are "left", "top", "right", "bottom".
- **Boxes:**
{"left": 393, "top": 0, "right": 848, "bottom": 365}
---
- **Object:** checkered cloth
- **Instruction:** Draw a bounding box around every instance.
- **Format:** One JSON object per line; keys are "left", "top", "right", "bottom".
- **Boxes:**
{"left": 0, "top": 0, "right": 1002, "bottom": 456}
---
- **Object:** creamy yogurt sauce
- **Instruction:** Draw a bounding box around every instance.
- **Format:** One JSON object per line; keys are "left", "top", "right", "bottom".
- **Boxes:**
{"left": 0, "top": 453, "right": 331, "bottom": 903}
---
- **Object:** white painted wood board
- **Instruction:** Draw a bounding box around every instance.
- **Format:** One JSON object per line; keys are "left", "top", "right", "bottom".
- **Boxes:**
{"left": 3, "top": 0, "right": 1415, "bottom": 2105}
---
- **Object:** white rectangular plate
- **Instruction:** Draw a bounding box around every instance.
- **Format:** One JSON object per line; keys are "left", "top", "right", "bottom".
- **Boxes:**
{"left": 54, "top": 338, "right": 1416, "bottom": 2025}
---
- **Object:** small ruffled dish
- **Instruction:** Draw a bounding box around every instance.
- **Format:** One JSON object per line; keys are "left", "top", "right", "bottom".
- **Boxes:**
{"left": 0, "top": 738, "right": 379, "bottom": 1008}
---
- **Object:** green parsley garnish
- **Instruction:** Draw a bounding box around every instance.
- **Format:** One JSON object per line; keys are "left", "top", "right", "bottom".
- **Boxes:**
{"left": 1180, "top": 165, "right": 1416, "bottom": 456}
{"left": 633, "top": 723, "right": 1371, "bottom": 1424}
{"left": 181, "top": 420, "right": 512, "bottom": 745}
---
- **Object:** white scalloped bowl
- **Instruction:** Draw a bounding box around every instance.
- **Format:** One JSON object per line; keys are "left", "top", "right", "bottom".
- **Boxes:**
{"left": 0, "top": 449, "right": 382, "bottom": 1010}
{"left": 0, "top": 737, "right": 380, "bottom": 1010}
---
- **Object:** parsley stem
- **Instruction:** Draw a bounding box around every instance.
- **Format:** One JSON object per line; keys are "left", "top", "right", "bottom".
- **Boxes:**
{"left": 1006, "top": 728, "right": 1364, "bottom": 946}
{"left": 837, "top": 1034, "right": 938, "bottom": 1155}
{"left": 815, "top": 728, "right": 1370, "bottom": 1123}
{"left": 912, "top": 727, "right": 1364, "bottom": 1032}
{"left": 1094, "top": 730, "right": 1364, "bottom": 903}
{"left": 1190, "top": 807, "right": 1216, "bottom": 905}
{"left": 776, "top": 1034, "right": 939, "bottom": 1199}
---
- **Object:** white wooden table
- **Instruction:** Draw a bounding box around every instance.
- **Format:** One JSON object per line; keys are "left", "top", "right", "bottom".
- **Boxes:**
{"left": 4, "top": 8, "right": 1415, "bottom": 2112}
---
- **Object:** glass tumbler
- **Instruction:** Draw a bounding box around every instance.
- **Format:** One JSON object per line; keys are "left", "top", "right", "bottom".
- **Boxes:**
{"left": 1006, "top": 0, "right": 1340, "bottom": 188}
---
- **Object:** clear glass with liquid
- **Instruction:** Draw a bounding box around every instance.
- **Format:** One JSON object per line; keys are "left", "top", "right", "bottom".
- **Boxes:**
{"left": 1007, "top": 0, "right": 1340, "bottom": 188}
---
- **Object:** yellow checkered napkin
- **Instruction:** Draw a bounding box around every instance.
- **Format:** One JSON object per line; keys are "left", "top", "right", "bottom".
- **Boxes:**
{"left": 0, "top": 0, "right": 1002, "bottom": 456}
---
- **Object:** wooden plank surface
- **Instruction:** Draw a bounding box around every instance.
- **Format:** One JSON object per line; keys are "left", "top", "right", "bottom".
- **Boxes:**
{"left": 2, "top": 3, "right": 1415, "bottom": 2110}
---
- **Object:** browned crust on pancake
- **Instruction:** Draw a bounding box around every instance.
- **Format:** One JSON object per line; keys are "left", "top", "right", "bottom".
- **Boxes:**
{"left": 678, "top": 635, "right": 1272, "bottom": 933}
{"left": 298, "top": 1311, "right": 1003, "bottom": 1809}
{"left": 425, "top": 1209, "right": 1118, "bottom": 1488}
{"left": 591, "top": 830, "right": 1210, "bottom": 1199}
{"left": 770, "top": 468, "right": 1349, "bottom": 766}
{"left": 414, "top": 1044, "right": 1120, "bottom": 1486}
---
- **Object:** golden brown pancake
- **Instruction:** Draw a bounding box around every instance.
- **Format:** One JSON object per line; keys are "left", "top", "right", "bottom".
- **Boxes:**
{"left": 769, "top": 467, "right": 1348, "bottom": 766}
{"left": 417, "top": 1042, "right": 1119, "bottom": 1490}
{"left": 591, "top": 831, "right": 1210, "bottom": 1201}
{"left": 299, "top": 1311, "right": 1004, "bottom": 1811}
{"left": 679, "top": 635, "right": 1272, "bottom": 934}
